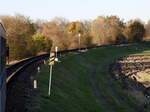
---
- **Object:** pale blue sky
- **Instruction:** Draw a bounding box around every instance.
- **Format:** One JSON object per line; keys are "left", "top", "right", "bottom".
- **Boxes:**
{"left": 0, "top": 0, "right": 150, "bottom": 22}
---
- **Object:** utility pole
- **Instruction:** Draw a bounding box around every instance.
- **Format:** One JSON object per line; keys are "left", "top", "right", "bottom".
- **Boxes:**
{"left": 78, "top": 33, "right": 81, "bottom": 51}
{"left": 55, "top": 46, "right": 58, "bottom": 62}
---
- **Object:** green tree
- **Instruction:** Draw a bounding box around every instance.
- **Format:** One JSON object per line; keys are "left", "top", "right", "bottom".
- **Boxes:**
{"left": 1, "top": 14, "right": 36, "bottom": 60}
{"left": 32, "top": 33, "right": 52, "bottom": 54}
{"left": 124, "top": 20, "right": 145, "bottom": 42}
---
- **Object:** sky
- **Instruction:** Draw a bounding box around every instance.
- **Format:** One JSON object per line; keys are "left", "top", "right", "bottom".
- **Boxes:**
{"left": 0, "top": 0, "right": 150, "bottom": 22}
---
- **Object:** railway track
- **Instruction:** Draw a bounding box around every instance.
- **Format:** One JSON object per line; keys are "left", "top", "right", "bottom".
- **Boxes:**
{"left": 6, "top": 53, "right": 50, "bottom": 112}
{"left": 6, "top": 54, "right": 49, "bottom": 84}
{"left": 6, "top": 42, "right": 139, "bottom": 84}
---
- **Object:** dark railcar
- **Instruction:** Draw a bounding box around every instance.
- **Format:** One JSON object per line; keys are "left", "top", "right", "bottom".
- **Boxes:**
{"left": 0, "top": 20, "right": 6, "bottom": 112}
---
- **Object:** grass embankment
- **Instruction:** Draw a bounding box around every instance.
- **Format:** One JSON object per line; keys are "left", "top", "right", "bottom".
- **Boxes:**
{"left": 28, "top": 43, "right": 150, "bottom": 112}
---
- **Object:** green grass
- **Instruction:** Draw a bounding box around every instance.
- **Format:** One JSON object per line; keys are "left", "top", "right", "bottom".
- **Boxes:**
{"left": 28, "top": 43, "right": 150, "bottom": 112}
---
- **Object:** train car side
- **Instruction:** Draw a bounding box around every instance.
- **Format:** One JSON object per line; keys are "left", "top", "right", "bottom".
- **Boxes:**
{"left": 0, "top": 20, "right": 6, "bottom": 112}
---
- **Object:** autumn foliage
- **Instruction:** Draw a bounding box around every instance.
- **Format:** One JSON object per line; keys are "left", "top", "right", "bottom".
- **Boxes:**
{"left": 0, "top": 15, "right": 149, "bottom": 60}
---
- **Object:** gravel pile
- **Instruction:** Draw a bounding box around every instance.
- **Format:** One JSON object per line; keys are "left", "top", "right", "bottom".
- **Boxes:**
{"left": 110, "top": 56, "right": 150, "bottom": 98}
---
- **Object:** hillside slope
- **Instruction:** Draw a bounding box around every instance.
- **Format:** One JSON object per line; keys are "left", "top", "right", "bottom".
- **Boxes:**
{"left": 28, "top": 43, "right": 150, "bottom": 112}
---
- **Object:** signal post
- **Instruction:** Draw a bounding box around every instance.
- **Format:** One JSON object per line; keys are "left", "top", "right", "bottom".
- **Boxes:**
{"left": 48, "top": 52, "right": 55, "bottom": 96}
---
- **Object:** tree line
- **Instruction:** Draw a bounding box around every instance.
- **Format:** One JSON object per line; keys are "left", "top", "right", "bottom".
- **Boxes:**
{"left": 0, "top": 14, "right": 150, "bottom": 60}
